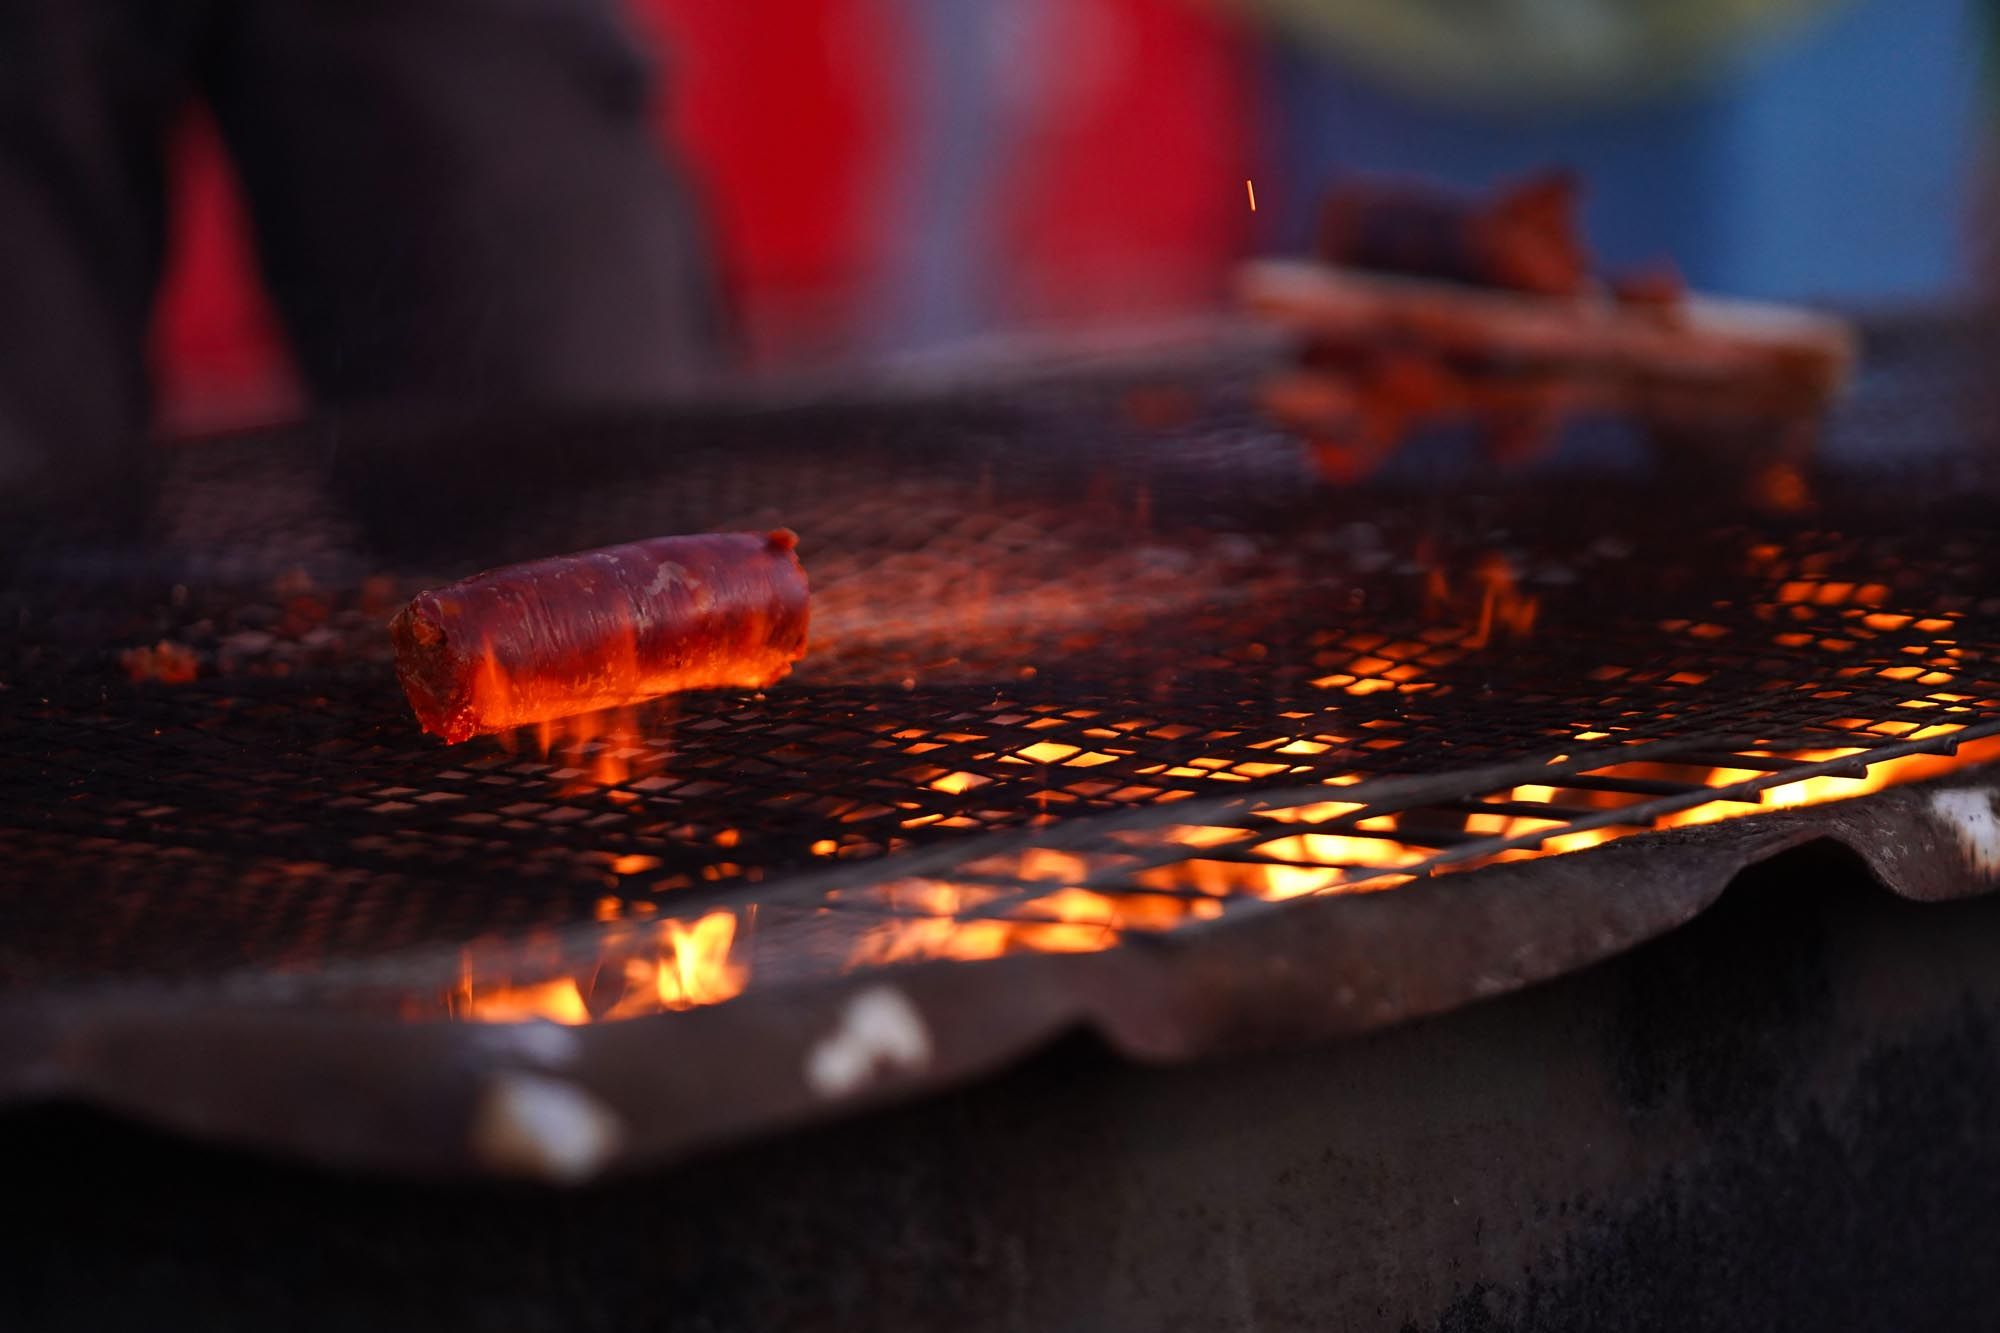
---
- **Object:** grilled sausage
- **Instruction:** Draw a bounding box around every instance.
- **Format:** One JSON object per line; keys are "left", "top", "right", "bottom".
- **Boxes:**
{"left": 390, "top": 530, "right": 809, "bottom": 742}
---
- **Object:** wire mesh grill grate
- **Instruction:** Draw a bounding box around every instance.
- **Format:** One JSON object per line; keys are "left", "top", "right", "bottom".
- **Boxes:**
{"left": 4, "top": 316, "right": 2000, "bottom": 1008}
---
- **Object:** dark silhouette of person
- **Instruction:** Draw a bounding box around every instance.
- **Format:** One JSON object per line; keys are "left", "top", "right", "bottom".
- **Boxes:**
{"left": 0, "top": 0, "right": 723, "bottom": 487}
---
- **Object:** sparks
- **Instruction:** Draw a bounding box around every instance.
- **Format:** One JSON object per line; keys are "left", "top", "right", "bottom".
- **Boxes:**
{"left": 1246, "top": 178, "right": 1257, "bottom": 212}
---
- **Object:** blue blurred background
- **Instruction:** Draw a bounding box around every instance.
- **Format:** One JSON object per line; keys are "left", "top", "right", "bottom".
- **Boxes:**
{"left": 1268, "top": 0, "right": 1985, "bottom": 304}
{"left": 152, "top": 0, "right": 1994, "bottom": 432}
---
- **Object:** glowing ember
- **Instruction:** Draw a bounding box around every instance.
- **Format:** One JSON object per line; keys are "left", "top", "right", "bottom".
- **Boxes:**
{"left": 440, "top": 722, "right": 2000, "bottom": 1025}
{"left": 845, "top": 878, "right": 1221, "bottom": 966}
{"left": 838, "top": 732, "right": 2000, "bottom": 967}
{"left": 452, "top": 910, "right": 748, "bottom": 1024}
{"left": 120, "top": 640, "right": 200, "bottom": 684}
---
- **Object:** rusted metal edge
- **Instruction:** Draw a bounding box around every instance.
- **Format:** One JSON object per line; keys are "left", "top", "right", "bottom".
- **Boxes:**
{"left": 1, "top": 773, "right": 1996, "bottom": 1182}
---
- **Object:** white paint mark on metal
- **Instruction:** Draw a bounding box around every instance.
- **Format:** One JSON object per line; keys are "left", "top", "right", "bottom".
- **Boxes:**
{"left": 1928, "top": 788, "right": 2000, "bottom": 876}
{"left": 804, "top": 986, "right": 933, "bottom": 1099}
{"left": 472, "top": 1073, "right": 625, "bottom": 1183}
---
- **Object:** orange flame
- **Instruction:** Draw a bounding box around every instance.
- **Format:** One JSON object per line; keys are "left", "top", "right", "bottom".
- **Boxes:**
{"left": 846, "top": 876, "right": 1223, "bottom": 967}
{"left": 451, "top": 909, "right": 748, "bottom": 1024}
{"left": 487, "top": 704, "right": 661, "bottom": 802}
{"left": 1308, "top": 551, "right": 1537, "bottom": 697}
{"left": 1468, "top": 553, "right": 1538, "bottom": 648}
{"left": 470, "top": 635, "right": 511, "bottom": 729}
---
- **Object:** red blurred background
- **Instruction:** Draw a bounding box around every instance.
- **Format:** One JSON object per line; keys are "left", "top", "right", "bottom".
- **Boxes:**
{"left": 149, "top": 0, "right": 1259, "bottom": 434}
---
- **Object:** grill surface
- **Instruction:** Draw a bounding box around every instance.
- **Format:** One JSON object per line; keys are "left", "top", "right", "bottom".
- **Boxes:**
{"left": 5, "top": 314, "right": 2000, "bottom": 1019}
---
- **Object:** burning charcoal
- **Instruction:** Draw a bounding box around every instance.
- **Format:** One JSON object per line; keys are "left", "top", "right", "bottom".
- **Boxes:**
{"left": 279, "top": 594, "right": 331, "bottom": 637}
{"left": 119, "top": 640, "right": 200, "bottom": 684}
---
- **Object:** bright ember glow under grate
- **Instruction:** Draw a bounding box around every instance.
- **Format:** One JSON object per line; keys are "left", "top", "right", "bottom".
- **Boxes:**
{"left": 8, "top": 325, "right": 2000, "bottom": 1017}
{"left": 442, "top": 524, "right": 2000, "bottom": 1026}
{"left": 449, "top": 718, "right": 2000, "bottom": 1026}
